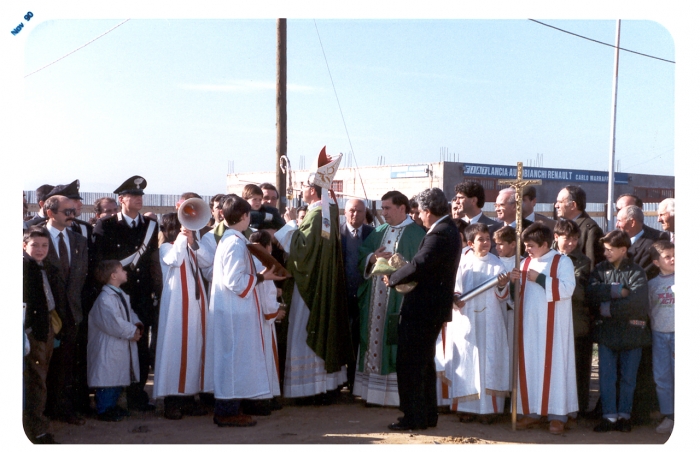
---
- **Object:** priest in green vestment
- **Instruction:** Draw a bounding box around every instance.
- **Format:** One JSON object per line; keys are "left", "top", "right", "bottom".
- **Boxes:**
{"left": 353, "top": 191, "right": 426, "bottom": 406}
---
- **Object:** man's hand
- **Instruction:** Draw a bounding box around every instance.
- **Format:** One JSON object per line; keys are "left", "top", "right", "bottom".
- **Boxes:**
{"left": 261, "top": 267, "right": 286, "bottom": 281}
{"left": 284, "top": 207, "right": 297, "bottom": 223}
{"left": 370, "top": 246, "right": 393, "bottom": 264}
{"left": 180, "top": 227, "right": 195, "bottom": 246}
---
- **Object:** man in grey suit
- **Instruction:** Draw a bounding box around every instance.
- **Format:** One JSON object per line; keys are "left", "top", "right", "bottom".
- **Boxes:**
{"left": 340, "top": 198, "right": 374, "bottom": 391}
{"left": 453, "top": 181, "right": 497, "bottom": 227}
{"left": 42, "top": 195, "right": 89, "bottom": 425}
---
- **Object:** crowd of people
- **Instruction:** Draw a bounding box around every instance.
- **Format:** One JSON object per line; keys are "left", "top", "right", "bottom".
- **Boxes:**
{"left": 22, "top": 153, "right": 675, "bottom": 443}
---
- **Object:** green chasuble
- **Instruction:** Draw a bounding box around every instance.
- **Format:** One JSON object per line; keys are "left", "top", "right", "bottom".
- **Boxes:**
{"left": 282, "top": 204, "right": 354, "bottom": 373}
{"left": 356, "top": 221, "right": 426, "bottom": 374}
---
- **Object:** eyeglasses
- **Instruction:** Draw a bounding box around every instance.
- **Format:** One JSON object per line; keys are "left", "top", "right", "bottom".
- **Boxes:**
{"left": 57, "top": 208, "right": 77, "bottom": 216}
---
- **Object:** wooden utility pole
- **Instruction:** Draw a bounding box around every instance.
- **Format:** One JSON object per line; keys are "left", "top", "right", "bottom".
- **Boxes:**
{"left": 275, "top": 18, "right": 288, "bottom": 212}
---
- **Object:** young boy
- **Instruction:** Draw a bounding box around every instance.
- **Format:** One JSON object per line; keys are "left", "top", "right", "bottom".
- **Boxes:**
{"left": 553, "top": 219, "right": 592, "bottom": 417}
{"left": 441, "top": 223, "right": 510, "bottom": 423}
{"left": 249, "top": 230, "right": 286, "bottom": 412}
{"left": 88, "top": 260, "right": 142, "bottom": 422}
{"left": 23, "top": 227, "right": 59, "bottom": 443}
{"left": 587, "top": 230, "right": 650, "bottom": 433}
{"left": 203, "top": 195, "right": 285, "bottom": 427}
{"left": 492, "top": 225, "right": 518, "bottom": 409}
{"left": 242, "top": 184, "right": 285, "bottom": 232}
{"left": 648, "top": 240, "right": 674, "bottom": 434}
{"left": 510, "top": 223, "right": 578, "bottom": 435}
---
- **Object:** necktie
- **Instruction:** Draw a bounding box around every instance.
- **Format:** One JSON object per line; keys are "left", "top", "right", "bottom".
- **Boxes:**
{"left": 352, "top": 228, "right": 358, "bottom": 238}
{"left": 58, "top": 231, "right": 70, "bottom": 280}
{"left": 131, "top": 219, "right": 136, "bottom": 228}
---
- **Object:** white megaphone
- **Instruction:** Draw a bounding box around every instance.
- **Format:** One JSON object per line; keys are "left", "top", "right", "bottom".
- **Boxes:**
{"left": 177, "top": 198, "right": 211, "bottom": 250}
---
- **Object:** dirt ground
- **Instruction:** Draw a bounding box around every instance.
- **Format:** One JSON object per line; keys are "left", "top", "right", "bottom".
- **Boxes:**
{"left": 37, "top": 358, "right": 672, "bottom": 446}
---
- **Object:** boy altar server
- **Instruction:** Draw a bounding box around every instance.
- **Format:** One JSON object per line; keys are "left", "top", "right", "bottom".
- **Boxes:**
{"left": 440, "top": 223, "right": 511, "bottom": 422}
{"left": 509, "top": 223, "right": 578, "bottom": 435}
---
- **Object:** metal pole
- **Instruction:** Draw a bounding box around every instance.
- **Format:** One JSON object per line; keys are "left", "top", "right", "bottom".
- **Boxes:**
{"left": 607, "top": 20, "right": 621, "bottom": 232}
{"left": 276, "top": 18, "right": 288, "bottom": 212}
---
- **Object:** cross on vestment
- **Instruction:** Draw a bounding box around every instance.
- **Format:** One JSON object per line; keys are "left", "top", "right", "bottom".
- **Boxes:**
{"left": 497, "top": 162, "right": 541, "bottom": 431}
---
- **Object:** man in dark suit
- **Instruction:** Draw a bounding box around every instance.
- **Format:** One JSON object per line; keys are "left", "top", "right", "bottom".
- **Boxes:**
{"left": 44, "top": 180, "right": 98, "bottom": 414}
{"left": 42, "top": 195, "right": 89, "bottom": 425}
{"left": 453, "top": 181, "right": 497, "bottom": 227}
{"left": 385, "top": 188, "right": 461, "bottom": 430}
{"left": 340, "top": 198, "right": 374, "bottom": 392}
{"left": 555, "top": 185, "right": 604, "bottom": 272}
{"left": 93, "top": 175, "right": 162, "bottom": 411}
{"left": 523, "top": 185, "right": 556, "bottom": 230}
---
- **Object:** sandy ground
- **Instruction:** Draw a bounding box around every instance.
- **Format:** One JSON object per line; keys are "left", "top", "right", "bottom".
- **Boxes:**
{"left": 34, "top": 357, "right": 673, "bottom": 446}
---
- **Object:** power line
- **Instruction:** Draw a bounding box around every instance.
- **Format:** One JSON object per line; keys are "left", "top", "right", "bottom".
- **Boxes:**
{"left": 25, "top": 19, "right": 131, "bottom": 78}
{"left": 528, "top": 19, "right": 675, "bottom": 64}
{"left": 313, "top": 19, "right": 369, "bottom": 201}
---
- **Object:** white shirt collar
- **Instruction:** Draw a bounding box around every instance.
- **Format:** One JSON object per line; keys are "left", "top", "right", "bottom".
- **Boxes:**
{"left": 465, "top": 212, "right": 482, "bottom": 223}
{"left": 630, "top": 228, "right": 644, "bottom": 244}
{"left": 427, "top": 215, "right": 450, "bottom": 234}
{"left": 525, "top": 212, "right": 535, "bottom": 222}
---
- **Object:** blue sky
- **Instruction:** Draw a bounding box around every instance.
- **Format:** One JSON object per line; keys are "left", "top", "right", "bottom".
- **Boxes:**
{"left": 8, "top": 7, "right": 678, "bottom": 196}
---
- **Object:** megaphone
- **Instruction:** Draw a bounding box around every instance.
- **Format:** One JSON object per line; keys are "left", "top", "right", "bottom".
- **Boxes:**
{"left": 178, "top": 198, "right": 211, "bottom": 232}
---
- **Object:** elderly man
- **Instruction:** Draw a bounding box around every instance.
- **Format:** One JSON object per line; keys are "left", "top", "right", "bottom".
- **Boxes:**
{"left": 353, "top": 191, "right": 425, "bottom": 406}
{"left": 384, "top": 188, "right": 461, "bottom": 430}
{"left": 615, "top": 193, "right": 664, "bottom": 241}
{"left": 488, "top": 187, "right": 533, "bottom": 253}
{"left": 93, "top": 176, "right": 162, "bottom": 411}
{"left": 340, "top": 198, "right": 375, "bottom": 392}
{"left": 657, "top": 198, "right": 674, "bottom": 243}
{"left": 42, "top": 195, "right": 89, "bottom": 425}
{"left": 555, "top": 185, "right": 604, "bottom": 272}
{"left": 453, "top": 181, "right": 497, "bottom": 227}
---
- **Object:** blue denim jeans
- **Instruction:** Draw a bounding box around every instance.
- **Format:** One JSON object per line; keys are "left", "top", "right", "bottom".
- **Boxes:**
{"left": 598, "top": 344, "right": 642, "bottom": 419}
{"left": 652, "top": 331, "right": 674, "bottom": 416}
{"left": 94, "top": 387, "right": 123, "bottom": 414}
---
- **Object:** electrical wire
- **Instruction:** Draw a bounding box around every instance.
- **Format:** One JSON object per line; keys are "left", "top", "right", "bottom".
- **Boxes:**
{"left": 528, "top": 19, "right": 675, "bottom": 64}
{"left": 313, "top": 19, "right": 369, "bottom": 202}
{"left": 25, "top": 19, "right": 131, "bottom": 78}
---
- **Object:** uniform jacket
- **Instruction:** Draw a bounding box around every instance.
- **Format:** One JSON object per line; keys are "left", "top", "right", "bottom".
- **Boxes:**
{"left": 587, "top": 257, "right": 650, "bottom": 351}
{"left": 93, "top": 213, "right": 162, "bottom": 325}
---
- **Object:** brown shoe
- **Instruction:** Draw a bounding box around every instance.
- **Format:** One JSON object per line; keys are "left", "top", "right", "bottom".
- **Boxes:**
{"left": 214, "top": 414, "right": 257, "bottom": 427}
{"left": 515, "top": 416, "right": 542, "bottom": 430}
{"left": 549, "top": 420, "right": 565, "bottom": 434}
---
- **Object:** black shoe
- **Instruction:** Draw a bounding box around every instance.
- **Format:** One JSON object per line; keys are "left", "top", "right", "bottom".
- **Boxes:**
{"left": 241, "top": 399, "right": 272, "bottom": 416}
{"left": 270, "top": 397, "right": 284, "bottom": 411}
{"left": 33, "top": 433, "right": 58, "bottom": 444}
{"left": 398, "top": 415, "right": 437, "bottom": 427}
{"left": 97, "top": 408, "right": 125, "bottom": 422}
{"left": 615, "top": 418, "right": 632, "bottom": 432}
{"left": 593, "top": 418, "right": 617, "bottom": 432}
{"left": 388, "top": 421, "right": 426, "bottom": 431}
{"left": 164, "top": 405, "right": 183, "bottom": 420}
